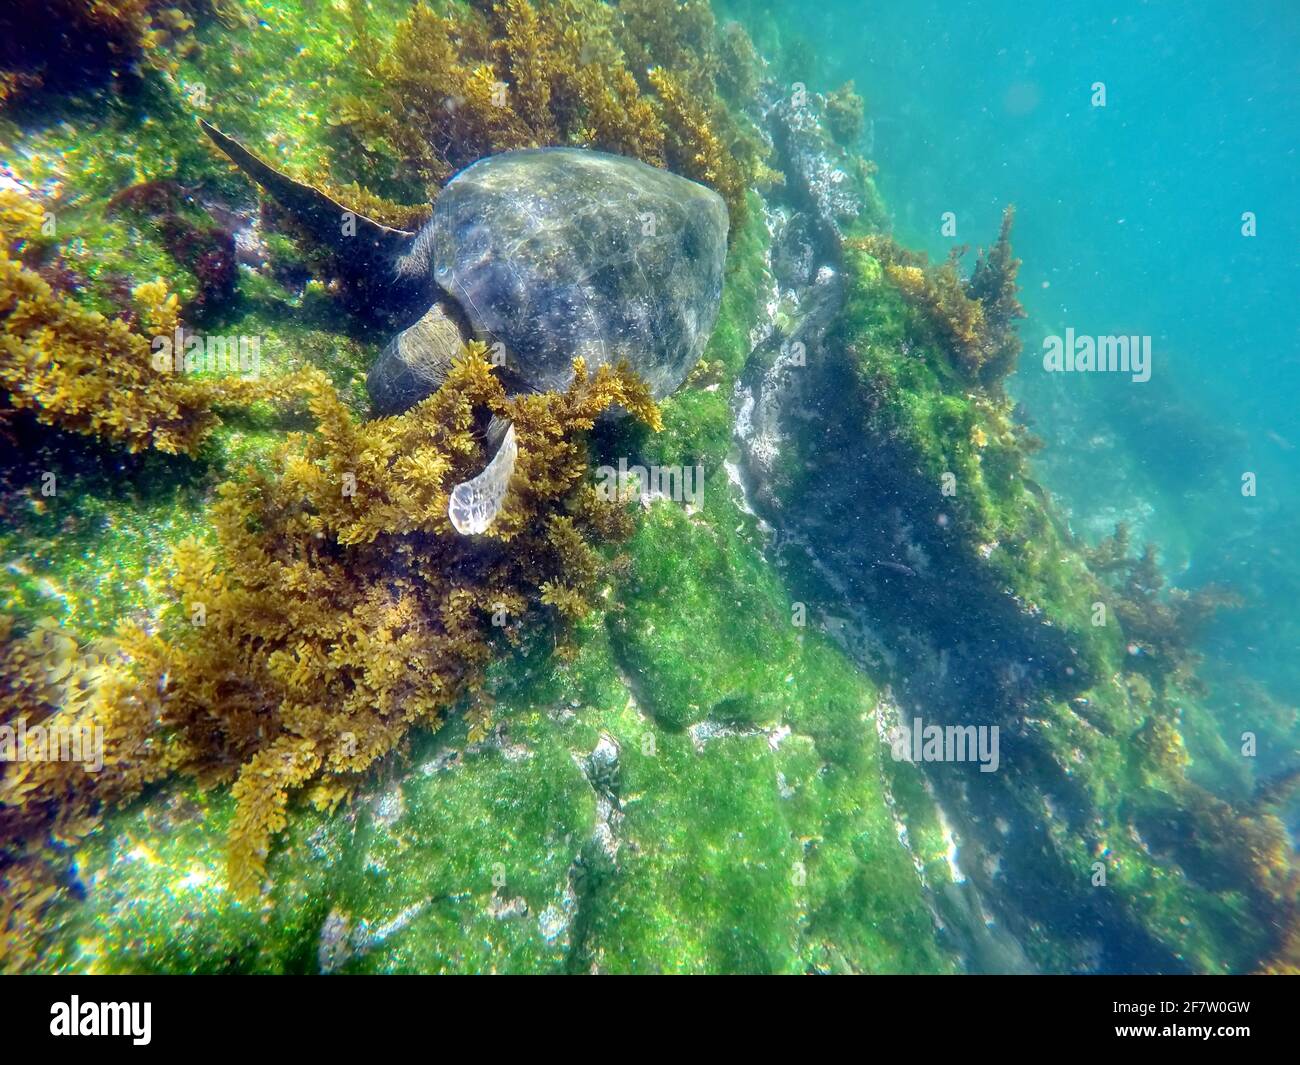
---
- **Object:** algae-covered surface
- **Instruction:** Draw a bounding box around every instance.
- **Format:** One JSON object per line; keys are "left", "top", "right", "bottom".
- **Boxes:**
{"left": 0, "top": 1, "right": 1295, "bottom": 975}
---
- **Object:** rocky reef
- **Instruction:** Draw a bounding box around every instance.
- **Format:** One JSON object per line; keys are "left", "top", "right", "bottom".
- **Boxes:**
{"left": 1, "top": 0, "right": 1294, "bottom": 973}
{"left": 731, "top": 78, "right": 1296, "bottom": 973}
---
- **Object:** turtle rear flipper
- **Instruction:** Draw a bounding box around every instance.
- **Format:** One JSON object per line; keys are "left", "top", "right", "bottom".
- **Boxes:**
{"left": 448, "top": 424, "right": 517, "bottom": 535}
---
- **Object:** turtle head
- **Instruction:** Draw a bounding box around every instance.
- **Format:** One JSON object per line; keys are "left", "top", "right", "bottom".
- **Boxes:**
{"left": 366, "top": 300, "right": 520, "bottom": 537}
{"left": 365, "top": 300, "right": 470, "bottom": 417}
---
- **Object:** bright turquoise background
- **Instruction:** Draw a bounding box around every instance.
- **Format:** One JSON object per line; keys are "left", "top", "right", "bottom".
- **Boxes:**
{"left": 730, "top": 0, "right": 1300, "bottom": 714}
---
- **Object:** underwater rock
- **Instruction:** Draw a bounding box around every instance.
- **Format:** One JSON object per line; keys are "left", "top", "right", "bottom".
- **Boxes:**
{"left": 728, "top": 84, "right": 1274, "bottom": 974}
{"left": 734, "top": 224, "right": 844, "bottom": 515}
{"left": 765, "top": 86, "right": 870, "bottom": 252}
{"left": 734, "top": 88, "right": 851, "bottom": 514}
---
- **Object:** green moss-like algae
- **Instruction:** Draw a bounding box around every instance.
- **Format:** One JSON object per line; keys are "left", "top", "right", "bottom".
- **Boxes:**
{"left": 3, "top": 0, "right": 1291, "bottom": 976}
{"left": 40, "top": 492, "right": 954, "bottom": 974}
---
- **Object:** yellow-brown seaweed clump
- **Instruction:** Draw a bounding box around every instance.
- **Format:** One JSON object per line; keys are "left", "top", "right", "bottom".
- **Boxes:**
{"left": 647, "top": 66, "right": 748, "bottom": 224}
{"left": 855, "top": 206, "right": 1026, "bottom": 386}
{"left": 1130, "top": 714, "right": 1300, "bottom": 966}
{"left": 0, "top": 614, "right": 140, "bottom": 972}
{"left": 335, "top": 0, "right": 760, "bottom": 231}
{"left": 1, "top": 346, "right": 658, "bottom": 916}
{"left": 0, "top": 189, "right": 310, "bottom": 456}
{"left": 1087, "top": 521, "right": 1241, "bottom": 691}
{"left": 825, "top": 80, "right": 866, "bottom": 147}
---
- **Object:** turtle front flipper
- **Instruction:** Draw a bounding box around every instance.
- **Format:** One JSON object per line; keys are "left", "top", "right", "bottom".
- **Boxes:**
{"left": 367, "top": 300, "right": 514, "bottom": 534}
{"left": 448, "top": 423, "right": 517, "bottom": 535}
{"left": 199, "top": 119, "right": 422, "bottom": 315}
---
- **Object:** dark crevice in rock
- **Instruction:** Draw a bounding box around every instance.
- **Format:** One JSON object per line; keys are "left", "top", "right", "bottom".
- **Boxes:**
{"left": 733, "top": 87, "right": 1194, "bottom": 974}
{"left": 563, "top": 734, "right": 623, "bottom": 974}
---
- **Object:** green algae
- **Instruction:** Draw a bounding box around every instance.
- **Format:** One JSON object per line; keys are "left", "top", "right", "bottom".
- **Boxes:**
{"left": 608, "top": 496, "right": 796, "bottom": 731}
{"left": 30, "top": 565, "right": 955, "bottom": 973}
{"left": 0, "top": 448, "right": 209, "bottom": 637}
{"left": 45, "top": 784, "right": 341, "bottom": 975}
{"left": 3, "top": 0, "right": 1286, "bottom": 977}
{"left": 28, "top": 463, "right": 957, "bottom": 973}
{"left": 330, "top": 712, "right": 598, "bottom": 975}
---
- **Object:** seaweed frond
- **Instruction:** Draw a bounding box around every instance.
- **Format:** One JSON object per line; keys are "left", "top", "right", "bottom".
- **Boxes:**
{"left": 1, "top": 346, "right": 659, "bottom": 907}
{"left": 648, "top": 67, "right": 748, "bottom": 229}
{"left": 0, "top": 189, "right": 313, "bottom": 456}
{"left": 852, "top": 206, "right": 1025, "bottom": 387}
{"left": 825, "top": 80, "right": 865, "bottom": 147}
{"left": 1087, "top": 523, "right": 1241, "bottom": 690}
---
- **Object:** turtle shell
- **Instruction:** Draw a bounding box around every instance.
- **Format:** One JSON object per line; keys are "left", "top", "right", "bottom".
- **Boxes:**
{"left": 409, "top": 147, "right": 729, "bottom": 399}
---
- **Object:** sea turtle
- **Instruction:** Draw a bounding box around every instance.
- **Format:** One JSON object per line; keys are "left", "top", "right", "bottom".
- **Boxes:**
{"left": 199, "top": 122, "right": 729, "bottom": 533}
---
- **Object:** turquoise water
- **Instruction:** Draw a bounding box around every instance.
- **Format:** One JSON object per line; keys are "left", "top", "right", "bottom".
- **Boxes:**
{"left": 736, "top": 0, "right": 1300, "bottom": 762}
